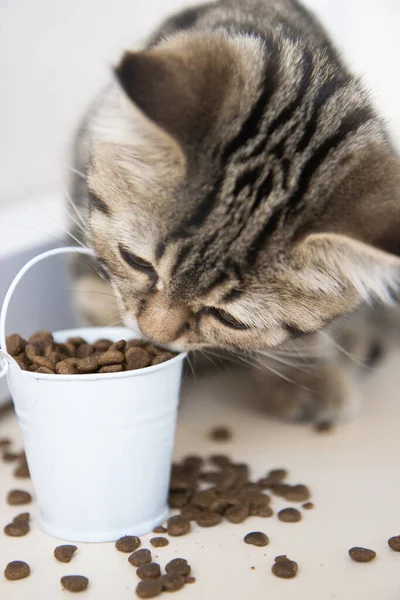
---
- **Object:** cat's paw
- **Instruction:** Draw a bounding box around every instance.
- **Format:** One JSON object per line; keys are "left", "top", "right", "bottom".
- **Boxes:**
{"left": 253, "top": 362, "right": 362, "bottom": 425}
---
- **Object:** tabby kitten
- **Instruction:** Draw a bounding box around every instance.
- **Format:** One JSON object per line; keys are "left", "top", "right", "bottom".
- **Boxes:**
{"left": 70, "top": 0, "right": 400, "bottom": 424}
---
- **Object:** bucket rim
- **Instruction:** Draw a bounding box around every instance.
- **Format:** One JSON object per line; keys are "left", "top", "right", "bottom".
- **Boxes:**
{"left": 7, "top": 326, "right": 187, "bottom": 381}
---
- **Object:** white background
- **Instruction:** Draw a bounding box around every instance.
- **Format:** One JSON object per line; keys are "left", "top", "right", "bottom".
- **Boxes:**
{"left": 0, "top": 0, "right": 399, "bottom": 208}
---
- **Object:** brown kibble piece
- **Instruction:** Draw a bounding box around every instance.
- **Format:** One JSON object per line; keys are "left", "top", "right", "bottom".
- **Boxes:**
{"left": 14, "top": 462, "right": 30, "bottom": 478}
{"left": 161, "top": 573, "right": 185, "bottom": 592}
{"left": 272, "top": 556, "right": 298, "bottom": 578}
{"left": 36, "top": 366, "right": 55, "bottom": 374}
{"left": 244, "top": 532, "right": 269, "bottom": 547}
{"left": 314, "top": 421, "right": 334, "bottom": 433}
{"left": 25, "top": 343, "right": 39, "bottom": 362}
{"left": 94, "top": 339, "right": 113, "bottom": 351}
{"left": 4, "top": 521, "right": 29, "bottom": 536}
{"left": 278, "top": 508, "right": 302, "bottom": 523}
{"left": 54, "top": 545, "right": 78, "bottom": 563}
{"left": 128, "top": 549, "right": 152, "bottom": 567}
{"left": 251, "top": 505, "right": 274, "bottom": 518}
{"left": 98, "top": 364, "right": 124, "bottom": 373}
{"left": 284, "top": 485, "right": 311, "bottom": 502}
{"left": 32, "top": 355, "right": 55, "bottom": 370}
{"left": 180, "top": 504, "right": 203, "bottom": 521}
{"left": 75, "top": 356, "right": 99, "bottom": 373}
{"left": 209, "top": 426, "right": 232, "bottom": 441}
{"left": 302, "top": 502, "right": 314, "bottom": 510}
{"left": 6, "top": 334, "right": 26, "bottom": 357}
{"left": 136, "top": 562, "right": 161, "bottom": 580}
{"left": 14, "top": 353, "right": 29, "bottom": 370}
{"left": 56, "top": 361, "right": 76, "bottom": 375}
{"left": 209, "top": 454, "right": 231, "bottom": 468}
{"left": 13, "top": 512, "right": 30, "bottom": 524}
{"left": 196, "top": 511, "right": 222, "bottom": 527}
{"left": 67, "top": 337, "right": 86, "bottom": 347}
{"left": 98, "top": 350, "right": 125, "bottom": 365}
{"left": 60, "top": 575, "right": 89, "bottom": 592}
{"left": 0, "top": 437, "right": 11, "bottom": 447}
{"left": 28, "top": 331, "right": 54, "bottom": 346}
{"left": 125, "top": 347, "right": 152, "bottom": 370}
{"left": 259, "top": 469, "right": 288, "bottom": 487}
{"left": 76, "top": 343, "right": 95, "bottom": 359}
{"left": 348, "top": 547, "right": 376, "bottom": 562}
{"left": 7, "top": 490, "right": 32, "bottom": 505}
{"left": 152, "top": 526, "right": 167, "bottom": 534}
{"left": 150, "top": 537, "right": 169, "bottom": 548}
{"left": 115, "top": 535, "right": 141, "bottom": 553}
{"left": 151, "top": 352, "right": 175, "bottom": 366}
{"left": 109, "top": 340, "right": 126, "bottom": 352}
{"left": 136, "top": 579, "right": 163, "bottom": 598}
{"left": 225, "top": 505, "right": 249, "bottom": 523}
{"left": 388, "top": 536, "right": 400, "bottom": 552}
{"left": 4, "top": 560, "right": 30, "bottom": 581}
{"left": 184, "top": 576, "right": 196, "bottom": 584}
{"left": 167, "top": 515, "right": 191, "bottom": 536}
{"left": 165, "top": 558, "right": 191, "bottom": 577}
{"left": 2, "top": 451, "right": 20, "bottom": 463}
{"left": 169, "top": 492, "right": 188, "bottom": 509}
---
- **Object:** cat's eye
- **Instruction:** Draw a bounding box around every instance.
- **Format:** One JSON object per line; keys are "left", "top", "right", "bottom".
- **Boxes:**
{"left": 206, "top": 307, "right": 250, "bottom": 330}
{"left": 118, "top": 244, "right": 155, "bottom": 274}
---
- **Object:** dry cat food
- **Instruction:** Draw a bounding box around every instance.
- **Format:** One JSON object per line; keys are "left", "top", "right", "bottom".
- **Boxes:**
{"left": 388, "top": 536, "right": 400, "bottom": 552}
{"left": 54, "top": 545, "right": 78, "bottom": 563}
{"left": 150, "top": 537, "right": 169, "bottom": 548}
{"left": 4, "top": 560, "right": 31, "bottom": 581}
{"left": 153, "top": 526, "right": 167, "bottom": 534}
{"left": 136, "top": 563, "right": 162, "bottom": 580}
{"left": 271, "top": 555, "right": 299, "bottom": 579}
{"left": 6, "top": 489, "right": 32, "bottom": 506}
{"left": 167, "top": 455, "right": 312, "bottom": 533}
{"left": 4, "top": 512, "right": 30, "bottom": 537}
{"left": 348, "top": 547, "right": 376, "bottom": 563}
{"left": 244, "top": 532, "right": 269, "bottom": 547}
{"left": 161, "top": 573, "right": 185, "bottom": 592}
{"left": 165, "top": 559, "right": 191, "bottom": 577}
{"left": 115, "top": 535, "right": 141, "bottom": 553}
{"left": 6, "top": 331, "right": 177, "bottom": 375}
{"left": 209, "top": 426, "right": 232, "bottom": 442}
{"left": 129, "top": 549, "right": 152, "bottom": 567}
{"left": 136, "top": 579, "right": 163, "bottom": 598}
{"left": 60, "top": 575, "right": 89, "bottom": 592}
{"left": 277, "top": 508, "right": 302, "bottom": 523}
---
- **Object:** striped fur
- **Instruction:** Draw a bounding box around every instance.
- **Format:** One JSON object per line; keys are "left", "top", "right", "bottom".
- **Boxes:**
{"left": 68, "top": 0, "right": 400, "bottom": 423}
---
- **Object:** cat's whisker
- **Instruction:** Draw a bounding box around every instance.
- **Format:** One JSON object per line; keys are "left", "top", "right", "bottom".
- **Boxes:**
{"left": 62, "top": 185, "right": 87, "bottom": 230}
{"left": 320, "top": 331, "right": 366, "bottom": 367}
{"left": 67, "top": 166, "right": 86, "bottom": 181}
{"left": 11, "top": 224, "right": 69, "bottom": 247}
{"left": 200, "top": 349, "right": 232, "bottom": 376}
{"left": 69, "top": 289, "right": 119, "bottom": 300}
{"left": 185, "top": 354, "right": 196, "bottom": 382}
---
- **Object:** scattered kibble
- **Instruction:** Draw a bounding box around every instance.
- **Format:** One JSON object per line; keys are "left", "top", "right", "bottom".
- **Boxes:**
{"left": 136, "top": 563, "right": 162, "bottom": 580}
{"left": 4, "top": 560, "right": 30, "bottom": 581}
{"left": 129, "top": 549, "right": 152, "bottom": 567}
{"left": 244, "top": 532, "right": 269, "bottom": 547}
{"left": 348, "top": 547, "right": 376, "bottom": 563}
{"left": 209, "top": 426, "right": 232, "bottom": 442}
{"left": 272, "top": 555, "right": 298, "bottom": 578}
{"left": 388, "top": 536, "right": 400, "bottom": 552}
{"left": 115, "top": 535, "right": 141, "bottom": 553}
{"left": 60, "top": 575, "right": 89, "bottom": 592}
{"left": 54, "top": 545, "right": 78, "bottom": 563}
{"left": 7, "top": 490, "right": 32, "bottom": 506}
{"left": 150, "top": 537, "right": 169, "bottom": 548}
{"left": 165, "top": 559, "right": 191, "bottom": 577}
{"left": 136, "top": 579, "right": 163, "bottom": 598}
{"left": 278, "top": 508, "right": 302, "bottom": 523}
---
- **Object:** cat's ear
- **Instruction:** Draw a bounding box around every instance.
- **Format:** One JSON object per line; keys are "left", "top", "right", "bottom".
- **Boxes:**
{"left": 114, "top": 33, "right": 235, "bottom": 147}
{"left": 293, "top": 149, "right": 400, "bottom": 303}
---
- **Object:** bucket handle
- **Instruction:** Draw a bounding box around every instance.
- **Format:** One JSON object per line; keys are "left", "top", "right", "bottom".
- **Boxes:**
{"left": 0, "top": 246, "right": 94, "bottom": 379}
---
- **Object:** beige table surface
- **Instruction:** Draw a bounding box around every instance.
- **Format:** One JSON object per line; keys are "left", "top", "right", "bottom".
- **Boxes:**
{"left": 1, "top": 352, "right": 400, "bottom": 600}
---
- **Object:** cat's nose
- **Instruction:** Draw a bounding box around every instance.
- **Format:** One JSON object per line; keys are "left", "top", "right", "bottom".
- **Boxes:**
{"left": 137, "top": 302, "right": 191, "bottom": 344}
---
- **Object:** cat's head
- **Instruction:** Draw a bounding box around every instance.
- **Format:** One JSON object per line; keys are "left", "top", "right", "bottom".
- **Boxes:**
{"left": 86, "top": 31, "right": 400, "bottom": 351}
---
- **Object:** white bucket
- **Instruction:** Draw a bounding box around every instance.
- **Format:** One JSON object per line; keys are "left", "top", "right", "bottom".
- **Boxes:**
{"left": 0, "top": 247, "right": 186, "bottom": 542}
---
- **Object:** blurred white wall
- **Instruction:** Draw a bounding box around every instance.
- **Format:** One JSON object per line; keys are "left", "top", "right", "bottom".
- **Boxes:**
{"left": 0, "top": 0, "right": 399, "bottom": 207}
